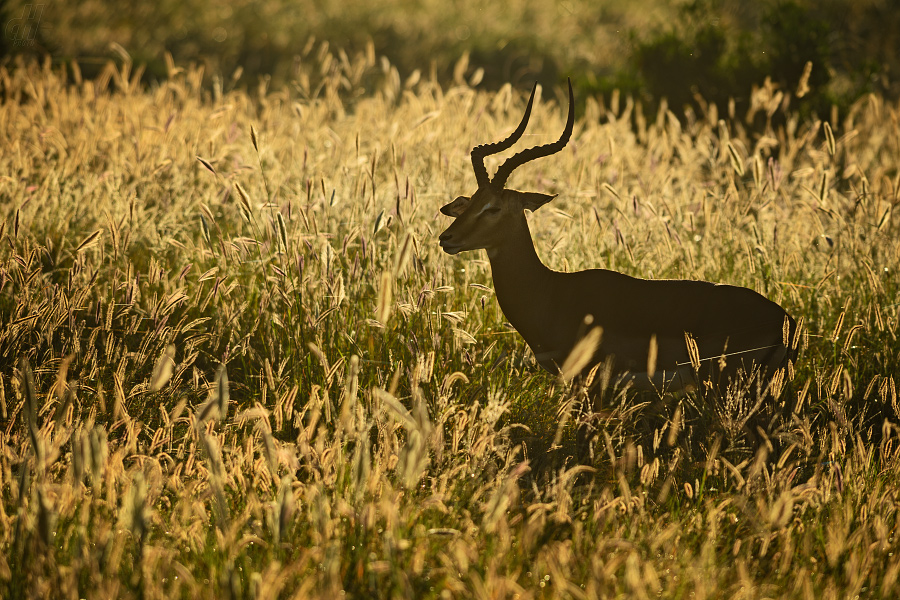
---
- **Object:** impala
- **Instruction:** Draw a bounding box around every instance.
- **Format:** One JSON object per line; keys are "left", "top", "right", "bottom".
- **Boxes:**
{"left": 439, "top": 79, "right": 797, "bottom": 395}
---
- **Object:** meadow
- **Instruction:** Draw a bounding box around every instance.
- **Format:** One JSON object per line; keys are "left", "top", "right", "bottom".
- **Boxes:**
{"left": 0, "top": 49, "right": 899, "bottom": 599}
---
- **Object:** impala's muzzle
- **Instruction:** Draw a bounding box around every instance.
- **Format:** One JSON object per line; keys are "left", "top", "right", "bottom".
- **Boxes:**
{"left": 438, "top": 230, "right": 463, "bottom": 255}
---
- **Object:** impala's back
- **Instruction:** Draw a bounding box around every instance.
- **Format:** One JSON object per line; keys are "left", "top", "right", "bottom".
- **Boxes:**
{"left": 544, "top": 268, "right": 797, "bottom": 392}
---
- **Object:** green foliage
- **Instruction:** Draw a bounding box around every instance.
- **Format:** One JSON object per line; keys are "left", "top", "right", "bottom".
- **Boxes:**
{"left": 3, "top": 0, "right": 897, "bottom": 116}
{"left": 633, "top": 0, "right": 899, "bottom": 116}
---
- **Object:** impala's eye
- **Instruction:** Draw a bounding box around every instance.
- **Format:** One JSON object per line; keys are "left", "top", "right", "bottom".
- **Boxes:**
{"left": 485, "top": 206, "right": 501, "bottom": 215}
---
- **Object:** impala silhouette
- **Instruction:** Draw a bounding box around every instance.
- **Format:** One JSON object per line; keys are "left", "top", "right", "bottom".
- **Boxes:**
{"left": 439, "top": 79, "right": 797, "bottom": 395}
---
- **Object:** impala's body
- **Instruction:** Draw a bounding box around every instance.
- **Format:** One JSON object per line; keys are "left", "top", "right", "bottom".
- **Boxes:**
{"left": 440, "top": 80, "right": 796, "bottom": 394}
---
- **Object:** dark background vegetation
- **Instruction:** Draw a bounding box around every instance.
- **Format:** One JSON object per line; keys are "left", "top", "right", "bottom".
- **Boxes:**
{"left": 1, "top": 0, "right": 897, "bottom": 117}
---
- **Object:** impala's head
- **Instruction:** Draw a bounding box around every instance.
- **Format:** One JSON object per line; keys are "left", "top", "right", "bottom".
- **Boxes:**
{"left": 439, "top": 79, "right": 575, "bottom": 255}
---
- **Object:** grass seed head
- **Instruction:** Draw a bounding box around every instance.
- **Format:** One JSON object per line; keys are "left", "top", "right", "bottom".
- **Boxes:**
{"left": 560, "top": 324, "right": 602, "bottom": 382}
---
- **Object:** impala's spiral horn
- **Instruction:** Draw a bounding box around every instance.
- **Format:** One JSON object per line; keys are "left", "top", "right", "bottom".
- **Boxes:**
{"left": 492, "top": 78, "right": 574, "bottom": 189}
{"left": 470, "top": 83, "right": 537, "bottom": 188}
{"left": 470, "top": 79, "right": 575, "bottom": 190}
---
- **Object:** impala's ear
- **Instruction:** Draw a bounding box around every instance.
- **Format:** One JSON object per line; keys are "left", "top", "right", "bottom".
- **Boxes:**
{"left": 520, "top": 192, "right": 557, "bottom": 212}
{"left": 440, "top": 196, "right": 472, "bottom": 217}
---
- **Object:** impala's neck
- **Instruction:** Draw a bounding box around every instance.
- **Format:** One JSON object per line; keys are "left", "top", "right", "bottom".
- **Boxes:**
{"left": 486, "top": 220, "right": 553, "bottom": 325}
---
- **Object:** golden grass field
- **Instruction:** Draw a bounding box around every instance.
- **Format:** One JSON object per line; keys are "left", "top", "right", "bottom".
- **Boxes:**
{"left": 1, "top": 50, "right": 899, "bottom": 598}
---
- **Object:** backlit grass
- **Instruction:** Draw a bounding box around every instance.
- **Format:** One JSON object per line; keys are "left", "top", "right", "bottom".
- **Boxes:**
{"left": 1, "top": 53, "right": 899, "bottom": 598}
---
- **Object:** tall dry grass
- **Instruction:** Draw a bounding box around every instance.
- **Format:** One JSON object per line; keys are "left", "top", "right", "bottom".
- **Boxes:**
{"left": 0, "top": 51, "right": 899, "bottom": 598}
